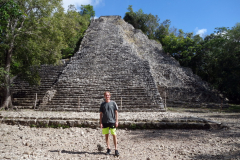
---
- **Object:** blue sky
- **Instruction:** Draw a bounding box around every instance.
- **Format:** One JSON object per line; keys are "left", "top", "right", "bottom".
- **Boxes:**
{"left": 62, "top": 0, "right": 240, "bottom": 37}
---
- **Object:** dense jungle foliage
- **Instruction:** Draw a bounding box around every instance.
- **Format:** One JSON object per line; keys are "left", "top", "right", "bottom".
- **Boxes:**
{"left": 124, "top": 5, "right": 240, "bottom": 103}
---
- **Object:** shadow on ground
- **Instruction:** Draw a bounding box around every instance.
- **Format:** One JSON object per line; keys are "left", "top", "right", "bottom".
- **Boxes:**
{"left": 49, "top": 150, "right": 104, "bottom": 155}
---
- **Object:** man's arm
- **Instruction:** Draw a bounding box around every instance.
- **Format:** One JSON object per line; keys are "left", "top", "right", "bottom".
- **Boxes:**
{"left": 100, "top": 112, "right": 103, "bottom": 128}
{"left": 115, "top": 110, "right": 118, "bottom": 128}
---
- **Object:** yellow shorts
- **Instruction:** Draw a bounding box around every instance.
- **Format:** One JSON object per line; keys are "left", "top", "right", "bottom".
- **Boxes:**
{"left": 102, "top": 127, "right": 117, "bottom": 135}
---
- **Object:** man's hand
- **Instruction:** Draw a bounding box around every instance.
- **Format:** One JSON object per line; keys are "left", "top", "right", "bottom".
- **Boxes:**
{"left": 115, "top": 121, "right": 118, "bottom": 128}
{"left": 100, "top": 112, "right": 103, "bottom": 128}
{"left": 115, "top": 110, "right": 118, "bottom": 128}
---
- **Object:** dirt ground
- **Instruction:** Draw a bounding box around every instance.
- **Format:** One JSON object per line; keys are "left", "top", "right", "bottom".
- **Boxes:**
{"left": 0, "top": 108, "right": 240, "bottom": 160}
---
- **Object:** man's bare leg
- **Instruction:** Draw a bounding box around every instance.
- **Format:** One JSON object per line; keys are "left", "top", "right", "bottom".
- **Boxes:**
{"left": 105, "top": 134, "right": 110, "bottom": 149}
{"left": 113, "top": 134, "right": 119, "bottom": 157}
{"left": 113, "top": 135, "right": 117, "bottom": 150}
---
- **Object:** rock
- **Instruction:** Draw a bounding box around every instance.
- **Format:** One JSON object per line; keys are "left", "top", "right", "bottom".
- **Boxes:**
{"left": 81, "top": 131, "right": 84, "bottom": 136}
{"left": 23, "top": 151, "right": 30, "bottom": 155}
{"left": 97, "top": 144, "right": 104, "bottom": 152}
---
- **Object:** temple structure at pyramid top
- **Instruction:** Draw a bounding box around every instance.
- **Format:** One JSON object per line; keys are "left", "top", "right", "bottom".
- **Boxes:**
{"left": 11, "top": 16, "right": 222, "bottom": 111}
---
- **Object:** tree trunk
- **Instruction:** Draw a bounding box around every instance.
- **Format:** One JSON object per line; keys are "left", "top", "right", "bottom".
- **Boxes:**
{"left": 1, "top": 83, "right": 12, "bottom": 109}
{"left": 0, "top": 48, "right": 13, "bottom": 109}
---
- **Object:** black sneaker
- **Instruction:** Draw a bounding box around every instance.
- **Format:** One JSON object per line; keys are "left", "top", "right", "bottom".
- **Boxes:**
{"left": 106, "top": 148, "right": 111, "bottom": 155}
{"left": 114, "top": 150, "right": 119, "bottom": 157}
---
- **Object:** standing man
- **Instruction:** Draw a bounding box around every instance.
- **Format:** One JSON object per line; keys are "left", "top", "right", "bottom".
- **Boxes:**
{"left": 100, "top": 91, "right": 119, "bottom": 157}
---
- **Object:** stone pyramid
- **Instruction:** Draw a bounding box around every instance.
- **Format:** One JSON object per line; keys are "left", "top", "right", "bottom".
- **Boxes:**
{"left": 40, "top": 16, "right": 165, "bottom": 111}
{"left": 11, "top": 16, "right": 222, "bottom": 111}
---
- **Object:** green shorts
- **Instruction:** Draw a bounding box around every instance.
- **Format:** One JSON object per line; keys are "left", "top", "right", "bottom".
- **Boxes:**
{"left": 102, "top": 123, "right": 117, "bottom": 135}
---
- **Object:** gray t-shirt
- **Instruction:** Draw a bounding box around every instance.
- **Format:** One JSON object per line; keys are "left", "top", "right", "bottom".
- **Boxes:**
{"left": 100, "top": 101, "right": 118, "bottom": 124}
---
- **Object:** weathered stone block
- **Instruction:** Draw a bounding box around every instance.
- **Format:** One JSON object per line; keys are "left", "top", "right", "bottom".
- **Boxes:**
{"left": 37, "top": 119, "right": 49, "bottom": 127}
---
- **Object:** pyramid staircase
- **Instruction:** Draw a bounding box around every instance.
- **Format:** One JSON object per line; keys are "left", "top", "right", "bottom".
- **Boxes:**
{"left": 11, "top": 64, "right": 66, "bottom": 109}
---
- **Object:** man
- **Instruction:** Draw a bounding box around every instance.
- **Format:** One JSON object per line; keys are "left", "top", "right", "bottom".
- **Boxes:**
{"left": 100, "top": 91, "right": 119, "bottom": 157}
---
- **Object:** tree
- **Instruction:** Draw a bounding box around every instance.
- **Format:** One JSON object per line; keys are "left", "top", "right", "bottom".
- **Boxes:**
{"left": 60, "top": 4, "right": 95, "bottom": 59}
{"left": 0, "top": 0, "right": 65, "bottom": 109}
{"left": 79, "top": 4, "right": 95, "bottom": 20}
{"left": 155, "top": 19, "right": 171, "bottom": 43}
{"left": 124, "top": 5, "right": 160, "bottom": 39}
{"left": 61, "top": 5, "right": 90, "bottom": 58}
{"left": 198, "top": 25, "right": 240, "bottom": 103}
{"left": 161, "top": 29, "right": 202, "bottom": 68}
{"left": 144, "top": 13, "right": 160, "bottom": 39}
{"left": 123, "top": 5, "right": 137, "bottom": 28}
{"left": 0, "top": 0, "right": 25, "bottom": 109}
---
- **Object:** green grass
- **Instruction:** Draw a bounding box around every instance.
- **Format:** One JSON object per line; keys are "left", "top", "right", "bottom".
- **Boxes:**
{"left": 130, "top": 123, "right": 137, "bottom": 130}
{"left": 224, "top": 104, "right": 240, "bottom": 112}
{"left": 30, "top": 124, "right": 37, "bottom": 128}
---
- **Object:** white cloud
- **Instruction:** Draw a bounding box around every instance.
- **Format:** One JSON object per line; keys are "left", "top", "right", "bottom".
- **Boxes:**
{"left": 62, "top": 0, "right": 102, "bottom": 11}
{"left": 195, "top": 27, "right": 207, "bottom": 37}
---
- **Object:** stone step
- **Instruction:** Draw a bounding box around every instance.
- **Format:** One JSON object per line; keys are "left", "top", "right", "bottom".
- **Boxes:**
{"left": 0, "top": 111, "right": 226, "bottom": 130}
{"left": 51, "top": 93, "right": 154, "bottom": 98}
{"left": 42, "top": 104, "right": 161, "bottom": 108}
{"left": 45, "top": 103, "right": 156, "bottom": 107}
{"left": 11, "top": 64, "right": 66, "bottom": 108}
{"left": 46, "top": 99, "right": 155, "bottom": 104}
{"left": 14, "top": 95, "right": 153, "bottom": 100}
